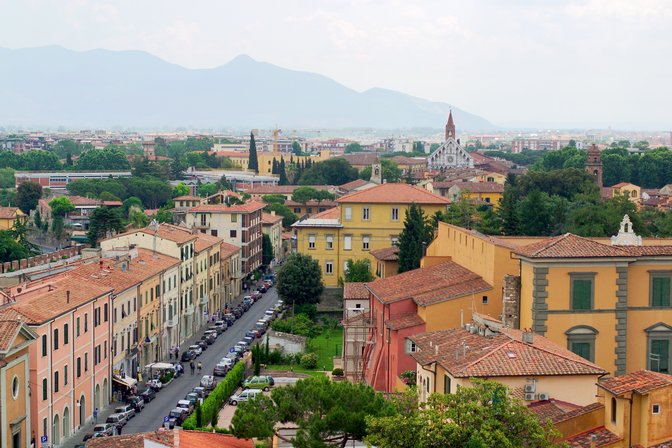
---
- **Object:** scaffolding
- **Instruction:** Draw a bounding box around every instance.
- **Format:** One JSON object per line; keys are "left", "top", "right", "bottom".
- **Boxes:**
{"left": 342, "top": 310, "right": 376, "bottom": 382}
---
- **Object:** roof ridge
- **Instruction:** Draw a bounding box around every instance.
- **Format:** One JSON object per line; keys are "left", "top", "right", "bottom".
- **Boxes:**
{"left": 504, "top": 332, "right": 605, "bottom": 371}
{"left": 453, "top": 337, "right": 511, "bottom": 374}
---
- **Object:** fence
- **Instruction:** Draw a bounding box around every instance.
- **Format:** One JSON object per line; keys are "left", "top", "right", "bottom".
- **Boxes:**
{"left": 1, "top": 245, "right": 86, "bottom": 273}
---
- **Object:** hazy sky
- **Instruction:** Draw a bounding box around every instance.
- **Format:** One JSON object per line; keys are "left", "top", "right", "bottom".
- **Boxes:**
{"left": 2, "top": 0, "right": 671, "bottom": 129}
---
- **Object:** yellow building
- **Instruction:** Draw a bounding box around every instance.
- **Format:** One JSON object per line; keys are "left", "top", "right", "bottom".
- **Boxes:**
{"left": 215, "top": 151, "right": 331, "bottom": 175}
{"left": 0, "top": 320, "right": 37, "bottom": 448}
{"left": 603, "top": 182, "right": 641, "bottom": 205}
{"left": 469, "top": 171, "right": 507, "bottom": 184}
{"left": 445, "top": 182, "right": 505, "bottom": 207}
{"left": 370, "top": 247, "right": 399, "bottom": 280}
{"left": 515, "top": 217, "right": 672, "bottom": 376}
{"left": 193, "top": 233, "right": 222, "bottom": 327}
{"left": 0, "top": 207, "right": 26, "bottom": 231}
{"left": 292, "top": 183, "right": 450, "bottom": 287}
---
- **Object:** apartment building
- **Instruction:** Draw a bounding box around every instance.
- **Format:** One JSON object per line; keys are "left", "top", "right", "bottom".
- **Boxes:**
{"left": 262, "top": 212, "right": 284, "bottom": 267}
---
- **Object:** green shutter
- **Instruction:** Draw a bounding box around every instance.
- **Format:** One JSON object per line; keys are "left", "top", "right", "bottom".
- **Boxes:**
{"left": 652, "top": 277, "right": 671, "bottom": 307}
{"left": 651, "top": 339, "right": 670, "bottom": 374}
{"left": 571, "top": 342, "right": 591, "bottom": 361}
{"left": 572, "top": 279, "right": 592, "bottom": 310}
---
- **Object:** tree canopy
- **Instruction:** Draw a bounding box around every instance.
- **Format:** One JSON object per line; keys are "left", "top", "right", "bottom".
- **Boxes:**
{"left": 16, "top": 181, "right": 42, "bottom": 213}
{"left": 360, "top": 159, "right": 403, "bottom": 183}
{"left": 48, "top": 197, "right": 75, "bottom": 217}
{"left": 299, "top": 158, "right": 359, "bottom": 186}
{"left": 248, "top": 132, "right": 259, "bottom": 174}
{"left": 87, "top": 207, "right": 125, "bottom": 247}
{"left": 291, "top": 186, "right": 335, "bottom": 204}
{"left": 398, "top": 203, "right": 434, "bottom": 273}
{"left": 344, "top": 259, "right": 375, "bottom": 283}
{"left": 75, "top": 147, "right": 131, "bottom": 170}
{"left": 276, "top": 253, "right": 324, "bottom": 306}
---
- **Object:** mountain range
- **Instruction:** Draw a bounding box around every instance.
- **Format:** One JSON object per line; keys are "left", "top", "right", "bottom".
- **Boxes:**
{"left": 0, "top": 46, "right": 496, "bottom": 131}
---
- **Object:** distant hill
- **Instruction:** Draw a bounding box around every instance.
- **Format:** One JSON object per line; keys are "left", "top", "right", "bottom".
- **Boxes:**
{"left": 0, "top": 46, "right": 497, "bottom": 130}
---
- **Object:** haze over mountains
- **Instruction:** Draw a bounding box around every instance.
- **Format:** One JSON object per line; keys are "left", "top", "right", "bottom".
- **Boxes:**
{"left": 0, "top": 46, "right": 496, "bottom": 131}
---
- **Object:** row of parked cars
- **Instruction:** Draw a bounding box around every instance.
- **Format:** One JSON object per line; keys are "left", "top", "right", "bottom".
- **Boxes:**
{"left": 164, "top": 374, "right": 216, "bottom": 429}
{"left": 85, "top": 388, "right": 157, "bottom": 439}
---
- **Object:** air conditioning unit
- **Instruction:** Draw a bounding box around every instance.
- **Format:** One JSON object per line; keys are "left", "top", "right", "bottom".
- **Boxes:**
{"left": 538, "top": 392, "right": 550, "bottom": 401}
{"left": 524, "top": 393, "right": 535, "bottom": 401}
{"left": 524, "top": 384, "right": 536, "bottom": 393}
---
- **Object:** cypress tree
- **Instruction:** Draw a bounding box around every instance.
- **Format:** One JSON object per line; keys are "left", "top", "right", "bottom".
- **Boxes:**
{"left": 272, "top": 158, "right": 279, "bottom": 175}
{"left": 248, "top": 131, "right": 259, "bottom": 174}
{"left": 397, "top": 203, "right": 432, "bottom": 273}
{"left": 279, "top": 158, "right": 289, "bottom": 185}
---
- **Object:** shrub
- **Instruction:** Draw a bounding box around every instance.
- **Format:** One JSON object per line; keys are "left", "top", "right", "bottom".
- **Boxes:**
{"left": 159, "top": 371, "right": 174, "bottom": 384}
{"left": 182, "top": 361, "right": 245, "bottom": 429}
{"left": 300, "top": 352, "right": 318, "bottom": 369}
{"left": 268, "top": 349, "right": 283, "bottom": 365}
{"left": 271, "top": 313, "right": 319, "bottom": 337}
{"left": 400, "top": 370, "right": 417, "bottom": 385}
{"left": 331, "top": 368, "right": 344, "bottom": 377}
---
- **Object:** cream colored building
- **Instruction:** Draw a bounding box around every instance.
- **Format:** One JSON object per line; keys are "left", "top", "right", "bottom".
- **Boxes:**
{"left": 262, "top": 212, "right": 284, "bottom": 267}
{"left": 221, "top": 242, "right": 242, "bottom": 307}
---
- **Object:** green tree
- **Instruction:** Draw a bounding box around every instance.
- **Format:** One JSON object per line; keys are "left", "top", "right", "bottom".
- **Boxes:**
{"left": 87, "top": 207, "right": 125, "bottom": 247}
{"left": 299, "top": 158, "right": 358, "bottom": 185}
{"left": 366, "top": 379, "right": 564, "bottom": 448}
{"left": 440, "top": 195, "right": 477, "bottom": 229}
{"left": 197, "top": 182, "right": 218, "bottom": 198}
{"left": 345, "top": 142, "right": 364, "bottom": 153}
{"left": 52, "top": 139, "right": 83, "bottom": 158}
{"left": 264, "top": 203, "right": 298, "bottom": 228}
{"left": 475, "top": 206, "right": 501, "bottom": 235}
{"left": 49, "top": 197, "right": 75, "bottom": 217}
{"left": 51, "top": 216, "right": 66, "bottom": 242}
{"left": 292, "top": 141, "right": 302, "bottom": 155}
{"left": 248, "top": 131, "right": 259, "bottom": 174}
{"left": 75, "top": 147, "right": 131, "bottom": 170}
{"left": 0, "top": 231, "right": 30, "bottom": 262}
{"left": 0, "top": 168, "right": 15, "bottom": 189}
{"left": 261, "top": 194, "right": 286, "bottom": 205}
{"left": 172, "top": 182, "right": 191, "bottom": 198}
{"left": 344, "top": 259, "right": 375, "bottom": 282}
{"left": 155, "top": 207, "right": 173, "bottom": 224}
{"left": 128, "top": 206, "right": 149, "bottom": 228}
{"left": 33, "top": 209, "right": 43, "bottom": 230}
{"left": 262, "top": 234, "right": 274, "bottom": 267}
{"left": 16, "top": 181, "right": 42, "bottom": 214}
{"left": 232, "top": 376, "right": 395, "bottom": 447}
{"left": 278, "top": 158, "right": 289, "bottom": 185}
{"left": 122, "top": 197, "right": 143, "bottom": 216}
{"left": 276, "top": 253, "right": 324, "bottom": 306}
{"left": 19, "top": 151, "right": 61, "bottom": 170}
{"left": 360, "top": 160, "right": 403, "bottom": 183}
{"left": 398, "top": 203, "right": 434, "bottom": 273}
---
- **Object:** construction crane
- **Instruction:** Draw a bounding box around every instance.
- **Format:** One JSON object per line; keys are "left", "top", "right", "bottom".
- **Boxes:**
{"left": 273, "top": 128, "right": 282, "bottom": 156}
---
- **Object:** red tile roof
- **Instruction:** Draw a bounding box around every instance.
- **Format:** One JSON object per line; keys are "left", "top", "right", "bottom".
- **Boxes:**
{"left": 220, "top": 241, "right": 240, "bottom": 259}
{"left": 246, "top": 185, "right": 334, "bottom": 195}
{"left": 339, "top": 178, "right": 371, "bottom": 191}
{"left": 174, "top": 195, "right": 202, "bottom": 201}
{"left": 0, "top": 207, "right": 22, "bottom": 219}
{"left": 0, "top": 320, "right": 23, "bottom": 352}
{"left": 341, "top": 153, "right": 379, "bottom": 166}
{"left": 191, "top": 202, "right": 266, "bottom": 213}
{"left": 337, "top": 183, "right": 450, "bottom": 205}
{"left": 67, "top": 195, "right": 101, "bottom": 206}
{"left": 385, "top": 313, "right": 425, "bottom": 330}
{"left": 444, "top": 181, "right": 505, "bottom": 193}
{"left": 193, "top": 233, "right": 222, "bottom": 253}
{"left": 370, "top": 246, "right": 399, "bottom": 261}
{"left": 390, "top": 156, "right": 426, "bottom": 165}
{"left": 86, "top": 429, "right": 254, "bottom": 448}
{"left": 410, "top": 327, "right": 607, "bottom": 378}
{"left": 527, "top": 399, "right": 582, "bottom": 423}
{"left": 308, "top": 207, "right": 340, "bottom": 220}
{"left": 515, "top": 234, "right": 631, "bottom": 258}
{"left": 261, "top": 212, "right": 283, "bottom": 225}
{"left": 598, "top": 370, "right": 672, "bottom": 396}
{"left": 552, "top": 402, "right": 604, "bottom": 424}
{"left": 343, "top": 282, "right": 369, "bottom": 300}
{"left": 135, "top": 223, "right": 197, "bottom": 244}
{"left": 564, "top": 427, "right": 622, "bottom": 448}
{"left": 367, "top": 261, "right": 491, "bottom": 306}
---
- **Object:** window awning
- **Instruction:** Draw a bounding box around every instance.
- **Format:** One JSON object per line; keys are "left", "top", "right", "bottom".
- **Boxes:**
{"left": 113, "top": 376, "right": 137, "bottom": 388}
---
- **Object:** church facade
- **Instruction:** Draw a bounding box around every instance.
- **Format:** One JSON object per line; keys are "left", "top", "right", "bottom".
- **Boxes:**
{"left": 427, "top": 111, "right": 474, "bottom": 170}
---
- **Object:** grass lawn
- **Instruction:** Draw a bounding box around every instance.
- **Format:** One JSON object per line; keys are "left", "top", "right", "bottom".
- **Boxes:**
{"left": 307, "top": 327, "right": 343, "bottom": 371}
{"left": 263, "top": 365, "right": 326, "bottom": 377}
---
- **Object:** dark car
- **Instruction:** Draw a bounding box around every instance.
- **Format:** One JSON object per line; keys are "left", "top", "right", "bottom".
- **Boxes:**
{"left": 201, "top": 333, "right": 215, "bottom": 345}
{"left": 197, "top": 340, "right": 208, "bottom": 351}
{"left": 243, "top": 335, "right": 255, "bottom": 345}
{"left": 258, "top": 283, "right": 268, "bottom": 293}
{"left": 126, "top": 396, "right": 145, "bottom": 412}
{"left": 140, "top": 388, "right": 156, "bottom": 402}
{"left": 224, "top": 313, "right": 236, "bottom": 325}
{"left": 232, "top": 308, "right": 242, "bottom": 318}
{"left": 245, "top": 330, "right": 258, "bottom": 340}
{"left": 251, "top": 291, "right": 262, "bottom": 301}
{"left": 180, "top": 350, "right": 195, "bottom": 362}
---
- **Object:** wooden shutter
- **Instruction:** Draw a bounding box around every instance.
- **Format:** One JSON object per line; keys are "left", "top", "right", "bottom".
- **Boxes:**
{"left": 652, "top": 277, "right": 671, "bottom": 307}
{"left": 572, "top": 279, "right": 592, "bottom": 310}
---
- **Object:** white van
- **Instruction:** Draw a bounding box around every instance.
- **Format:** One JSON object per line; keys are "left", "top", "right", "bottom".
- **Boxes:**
{"left": 228, "top": 389, "right": 262, "bottom": 406}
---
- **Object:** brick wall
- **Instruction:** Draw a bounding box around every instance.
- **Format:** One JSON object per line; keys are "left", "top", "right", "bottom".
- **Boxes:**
{"left": 1, "top": 245, "right": 86, "bottom": 273}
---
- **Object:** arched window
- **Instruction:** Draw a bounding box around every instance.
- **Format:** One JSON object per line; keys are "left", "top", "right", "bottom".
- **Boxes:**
{"left": 611, "top": 397, "right": 617, "bottom": 423}
{"left": 565, "top": 325, "right": 598, "bottom": 362}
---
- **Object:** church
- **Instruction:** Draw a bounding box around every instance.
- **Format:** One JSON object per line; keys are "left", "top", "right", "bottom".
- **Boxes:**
{"left": 426, "top": 111, "right": 474, "bottom": 170}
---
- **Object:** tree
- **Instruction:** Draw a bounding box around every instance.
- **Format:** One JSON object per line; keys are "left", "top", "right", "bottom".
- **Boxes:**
{"left": 231, "top": 376, "right": 395, "bottom": 447}
{"left": 155, "top": 207, "right": 173, "bottom": 224}
{"left": 299, "top": 158, "right": 358, "bottom": 185}
{"left": 248, "top": 131, "right": 259, "bottom": 174}
{"left": 19, "top": 151, "right": 61, "bottom": 171}
{"left": 360, "top": 160, "right": 403, "bottom": 183}
{"left": 276, "top": 253, "right": 324, "bottom": 306}
{"left": 123, "top": 197, "right": 143, "bottom": 216}
{"left": 398, "top": 203, "right": 434, "bottom": 273}
{"left": 278, "top": 158, "right": 289, "bottom": 185}
{"left": 53, "top": 139, "right": 82, "bottom": 158}
{"left": 344, "top": 259, "right": 375, "bottom": 282}
{"left": 16, "top": 181, "right": 42, "bottom": 214}
{"left": 440, "top": 195, "right": 477, "bottom": 229}
{"left": 75, "top": 147, "right": 131, "bottom": 170}
{"left": 33, "top": 209, "right": 43, "bottom": 230}
{"left": 172, "top": 182, "right": 191, "bottom": 198}
{"left": 366, "top": 379, "right": 564, "bottom": 448}
{"left": 128, "top": 206, "right": 149, "bottom": 228}
{"left": 0, "top": 168, "right": 15, "bottom": 189}
{"left": 345, "top": 142, "right": 364, "bottom": 153}
{"left": 261, "top": 194, "right": 286, "bottom": 205}
{"left": 197, "top": 182, "right": 218, "bottom": 197}
{"left": 0, "top": 231, "right": 30, "bottom": 262}
{"left": 262, "top": 234, "right": 274, "bottom": 268}
{"left": 49, "top": 197, "right": 75, "bottom": 217}
{"left": 87, "top": 207, "right": 125, "bottom": 247}
{"left": 292, "top": 141, "right": 302, "bottom": 155}
{"left": 264, "top": 203, "right": 298, "bottom": 228}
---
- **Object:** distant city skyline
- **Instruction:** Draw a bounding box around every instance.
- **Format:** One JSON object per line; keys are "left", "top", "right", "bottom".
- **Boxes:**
{"left": 2, "top": 0, "right": 671, "bottom": 130}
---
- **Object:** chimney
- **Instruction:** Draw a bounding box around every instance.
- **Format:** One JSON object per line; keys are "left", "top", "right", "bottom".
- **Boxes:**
{"left": 66, "top": 290, "right": 70, "bottom": 304}
{"left": 435, "top": 344, "right": 439, "bottom": 355}
{"left": 522, "top": 329, "right": 534, "bottom": 344}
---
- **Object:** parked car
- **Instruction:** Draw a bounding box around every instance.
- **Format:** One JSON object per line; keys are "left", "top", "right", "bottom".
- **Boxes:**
{"left": 243, "top": 375, "right": 273, "bottom": 391}
{"left": 263, "top": 279, "right": 274, "bottom": 288}
{"left": 148, "top": 378, "right": 163, "bottom": 391}
{"left": 115, "top": 404, "right": 136, "bottom": 420}
{"left": 245, "top": 330, "right": 258, "bottom": 339}
{"left": 213, "top": 363, "right": 229, "bottom": 377}
{"left": 219, "top": 357, "right": 234, "bottom": 367}
{"left": 197, "top": 340, "right": 208, "bottom": 351}
{"left": 243, "top": 335, "right": 255, "bottom": 345}
{"left": 204, "top": 329, "right": 218, "bottom": 340}
{"left": 225, "top": 352, "right": 240, "bottom": 363}
{"left": 165, "top": 408, "right": 188, "bottom": 429}
{"left": 201, "top": 333, "right": 215, "bottom": 345}
{"left": 126, "top": 395, "right": 145, "bottom": 412}
{"left": 243, "top": 296, "right": 254, "bottom": 306}
{"left": 232, "top": 308, "right": 242, "bottom": 319}
{"left": 184, "top": 392, "right": 199, "bottom": 406}
{"left": 264, "top": 375, "right": 275, "bottom": 386}
{"left": 251, "top": 291, "right": 262, "bottom": 301}
{"left": 92, "top": 423, "right": 115, "bottom": 437}
{"left": 229, "top": 389, "right": 262, "bottom": 406}
{"left": 181, "top": 350, "right": 195, "bottom": 362}
{"left": 255, "top": 320, "right": 267, "bottom": 334}
{"left": 192, "top": 386, "right": 208, "bottom": 399}
{"left": 140, "top": 388, "right": 156, "bottom": 402}
{"left": 224, "top": 313, "right": 236, "bottom": 324}
{"left": 189, "top": 345, "right": 203, "bottom": 356}
{"left": 200, "top": 374, "right": 216, "bottom": 390}
{"left": 215, "top": 320, "right": 228, "bottom": 332}
{"left": 105, "top": 413, "right": 127, "bottom": 428}
{"left": 176, "top": 399, "right": 194, "bottom": 414}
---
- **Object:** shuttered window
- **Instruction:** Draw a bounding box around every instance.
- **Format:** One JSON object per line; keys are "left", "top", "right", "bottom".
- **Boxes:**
{"left": 571, "top": 278, "right": 593, "bottom": 310}
{"left": 652, "top": 277, "right": 671, "bottom": 307}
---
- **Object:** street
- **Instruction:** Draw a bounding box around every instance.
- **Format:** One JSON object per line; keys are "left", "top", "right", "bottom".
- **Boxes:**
{"left": 126, "top": 286, "right": 279, "bottom": 433}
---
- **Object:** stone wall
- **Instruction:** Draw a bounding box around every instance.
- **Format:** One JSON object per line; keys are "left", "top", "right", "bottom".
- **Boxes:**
{"left": 1, "top": 245, "right": 86, "bottom": 273}
{"left": 502, "top": 274, "right": 521, "bottom": 329}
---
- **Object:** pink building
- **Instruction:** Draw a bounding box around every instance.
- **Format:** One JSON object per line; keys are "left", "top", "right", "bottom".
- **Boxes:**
{"left": 0, "top": 276, "right": 113, "bottom": 446}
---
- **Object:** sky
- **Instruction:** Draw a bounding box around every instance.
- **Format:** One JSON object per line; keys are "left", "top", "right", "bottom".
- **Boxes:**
{"left": 2, "top": 0, "right": 671, "bottom": 129}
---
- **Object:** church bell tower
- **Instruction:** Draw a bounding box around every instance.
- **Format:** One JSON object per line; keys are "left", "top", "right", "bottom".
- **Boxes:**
{"left": 585, "top": 144, "right": 603, "bottom": 187}
{"left": 445, "top": 110, "right": 456, "bottom": 141}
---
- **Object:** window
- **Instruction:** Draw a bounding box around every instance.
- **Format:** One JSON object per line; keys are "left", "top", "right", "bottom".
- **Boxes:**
{"left": 76, "top": 357, "right": 81, "bottom": 378}
{"left": 344, "top": 235, "right": 352, "bottom": 250}
{"left": 570, "top": 273, "right": 594, "bottom": 310}
{"left": 344, "top": 207, "right": 352, "bottom": 221}
{"left": 646, "top": 323, "right": 672, "bottom": 373}
{"left": 326, "top": 235, "right": 333, "bottom": 250}
{"left": 53, "top": 329, "right": 59, "bottom": 350}
{"left": 294, "top": 208, "right": 301, "bottom": 213}
{"left": 443, "top": 374, "right": 451, "bottom": 394}
{"left": 362, "top": 207, "right": 370, "bottom": 220}
{"left": 650, "top": 273, "right": 672, "bottom": 307}
{"left": 104, "top": 304, "right": 108, "bottom": 322}
{"left": 64, "top": 365, "right": 68, "bottom": 386}
{"left": 113, "top": 308, "right": 117, "bottom": 323}
{"left": 405, "top": 338, "right": 417, "bottom": 354}
{"left": 42, "top": 378, "right": 47, "bottom": 400}
{"left": 54, "top": 371, "right": 59, "bottom": 393}
{"left": 391, "top": 207, "right": 399, "bottom": 221}
{"left": 76, "top": 317, "right": 80, "bottom": 336}
{"left": 308, "top": 234, "right": 316, "bottom": 249}
{"left": 84, "top": 353, "right": 88, "bottom": 372}
{"left": 482, "top": 296, "right": 488, "bottom": 305}
{"left": 362, "top": 235, "right": 370, "bottom": 250}
{"left": 325, "top": 261, "right": 333, "bottom": 275}
{"left": 611, "top": 397, "right": 617, "bottom": 423}
{"left": 231, "top": 214, "right": 237, "bottom": 223}
{"left": 63, "top": 324, "right": 68, "bottom": 344}
{"left": 211, "top": 230, "right": 218, "bottom": 237}
{"left": 653, "top": 404, "right": 661, "bottom": 414}
{"left": 566, "top": 326, "right": 598, "bottom": 362}
{"left": 230, "top": 230, "right": 237, "bottom": 238}
{"left": 42, "top": 335, "right": 47, "bottom": 357}
{"left": 104, "top": 341, "right": 107, "bottom": 360}
{"left": 11, "top": 376, "right": 19, "bottom": 399}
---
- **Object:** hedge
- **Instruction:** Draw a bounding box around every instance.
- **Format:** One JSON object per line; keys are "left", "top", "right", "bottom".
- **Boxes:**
{"left": 182, "top": 361, "right": 245, "bottom": 430}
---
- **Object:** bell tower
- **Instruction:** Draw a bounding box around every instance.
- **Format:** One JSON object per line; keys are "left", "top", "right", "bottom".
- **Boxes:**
{"left": 445, "top": 110, "right": 456, "bottom": 141}
{"left": 585, "top": 144, "right": 603, "bottom": 187}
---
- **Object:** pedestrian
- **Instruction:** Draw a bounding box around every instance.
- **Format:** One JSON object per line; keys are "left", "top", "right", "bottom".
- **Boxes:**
{"left": 197, "top": 361, "right": 202, "bottom": 373}
{"left": 175, "top": 347, "right": 180, "bottom": 360}
{"left": 93, "top": 407, "right": 98, "bottom": 424}
{"left": 118, "top": 424, "right": 123, "bottom": 435}
{"left": 169, "top": 347, "right": 173, "bottom": 360}
{"left": 190, "top": 361, "right": 195, "bottom": 375}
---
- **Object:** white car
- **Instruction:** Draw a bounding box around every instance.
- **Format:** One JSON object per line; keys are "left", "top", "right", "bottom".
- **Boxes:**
{"left": 148, "top": 379, "right": 163, "bottom": 390}
{"left": 189, "top": 345, "right": 203, "bottom": 356}
{"left": 219, "top": 357, "right": 233, "bottom": 367}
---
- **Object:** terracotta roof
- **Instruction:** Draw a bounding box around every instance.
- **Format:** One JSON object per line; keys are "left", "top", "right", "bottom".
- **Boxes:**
{"left": 367, "top": 261, "right": 491, "bottom": 306}
{"left": 385, "top": 313, "right": 425, "bottom": 330}
{"left": 339, "top": 178, "right": 371, "bottom": 191}
{"left": 0, "top": 320, "right": 23, "bottom": 352}
{"left": 191, "top": 202, "right": 265, "bottom": 213}
{"left": 136, "top": 223, "right": 197, "bottom": 244}
{"left": 0, "top": 207, "right": 22, "bottom": 219}
{"left": 85, "top": 430, "right": 254, "bottom": 448}
{"left": 285, "top": 199, "right": 338, "bottom": 208}
{"left": 336, "top": 183, "right": 450, "bottom": 205}
{"left": 103, "top": 200, "right": 123, "bottom": 206}
{"left": 390, "top": 156, "right": 426, "bottom": 165}
{"left": 409, "top": 327, "right": 607, "bottom": 378}
{"left": 446, "top": 181, "right": 505, "bottom": 193}
{"left": 598, "top": 370, "right": 672, "bottom": 396}
{"left": 552, "top": 402, "right": 604, "bottom": 424}
{"left": 179, "top": 430, "right": 255, "bottom": 448}
{"left": 220, "top": 242, "right": 240, "bottom": 259}
{"left": 174, "top": 195, "right": 202, "bottom": 201}
{"left": 341, "top": 153, "right": 379, "bottom": 166}
{"left": 611, "top": 182, "right": 636, "bottom": 188}
{"left": 527, "top": 399, "right": 582, "bottom": 423}
{"left": 370, "top": 246, "right": 399, "bottom": 261}
{"left": 343, "top": 282, "right": 369, "bottom": 300}
{"left": 515, "top": 234, "right": 631, "bottom": 258}
{"left": 261, "top": 212, "right": 283, "bottom": 225}
{"left": 68, "top": 195, "right": 101, "bottom": 206}
{"left": 246, "top": 185, "right": 334, "bottom": 195}
{"left": 193, "top": 233, "right": 222, "bottom": 253}
{"left": 564, "top": 427, "right": 622, "bottom": 447}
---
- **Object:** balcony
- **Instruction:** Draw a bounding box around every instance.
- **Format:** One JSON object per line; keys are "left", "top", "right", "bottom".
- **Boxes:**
{"left": 165, "top": 317, "right": 177, "bottom": 328}
{"left": 200, "top": 294, "right": 208, "bottom": 305}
